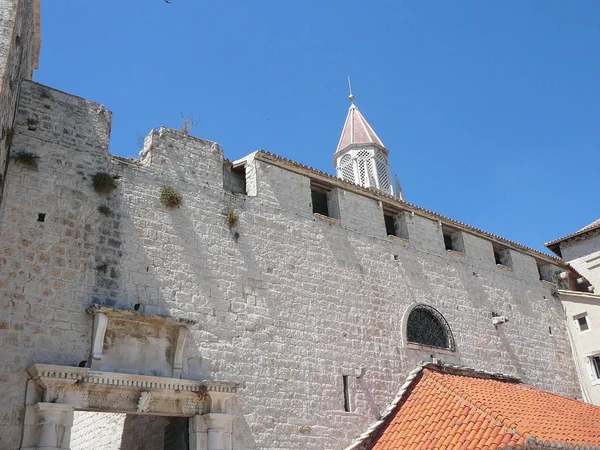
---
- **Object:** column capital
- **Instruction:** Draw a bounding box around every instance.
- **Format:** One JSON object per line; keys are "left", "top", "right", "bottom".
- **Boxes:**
{"left": 205, "top": 412, "right": 234, "bottom": 431}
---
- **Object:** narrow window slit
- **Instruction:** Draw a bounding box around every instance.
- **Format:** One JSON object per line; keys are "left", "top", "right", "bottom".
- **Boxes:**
{"left": 343, "top": 375, "right": 350, "bottom": 412}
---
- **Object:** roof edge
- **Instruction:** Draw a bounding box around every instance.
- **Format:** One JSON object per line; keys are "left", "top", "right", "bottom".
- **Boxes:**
{"left": 343, "top": 363, "right": 523, "bottom": 450}
{"left": 254, "top": 151, "right": 566, "bottom": 267}
{"left": 545, "top": 221, "right": 600, "bottom": 252}
{"left": 344, "top": 365, "right": 424, "bottom": 450}
{"left": 557, "top": 289, "right": 600, "bottom": 301}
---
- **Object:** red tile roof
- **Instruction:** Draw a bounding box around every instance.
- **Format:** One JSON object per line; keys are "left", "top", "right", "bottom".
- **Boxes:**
{"left": 350, "top": 365, "right": 600, "bottom": 450}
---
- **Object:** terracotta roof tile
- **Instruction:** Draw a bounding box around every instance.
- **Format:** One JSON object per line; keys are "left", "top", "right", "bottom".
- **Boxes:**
{"left": 359, "top": 365, "right": 600, "bottom": 450}
{"left": 336, "top": 103, "right": 385, "bottom": 153}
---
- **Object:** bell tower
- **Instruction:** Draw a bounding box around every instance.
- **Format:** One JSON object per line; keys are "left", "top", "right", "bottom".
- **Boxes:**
{"left": 334, "top": 88, "right": 402, "bottom": 199}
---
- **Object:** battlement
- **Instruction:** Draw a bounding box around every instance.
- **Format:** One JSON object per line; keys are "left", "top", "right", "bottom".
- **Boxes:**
{"left": 12, "top": 80, "right": 576, "bottom": 293}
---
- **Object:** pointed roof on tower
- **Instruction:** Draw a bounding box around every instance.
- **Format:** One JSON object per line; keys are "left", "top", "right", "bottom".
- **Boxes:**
{"left": 336, "top": 103, "right": 385, "bottom": 154}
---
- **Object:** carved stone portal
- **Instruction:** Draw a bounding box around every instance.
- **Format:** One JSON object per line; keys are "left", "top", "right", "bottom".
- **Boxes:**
{"left": 21, "top": 364, "right": 238, "bottom": 450}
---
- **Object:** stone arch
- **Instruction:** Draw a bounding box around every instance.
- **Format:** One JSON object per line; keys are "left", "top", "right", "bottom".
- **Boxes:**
{"left": 404, "top": 304, "right": 455, "bottom": 351}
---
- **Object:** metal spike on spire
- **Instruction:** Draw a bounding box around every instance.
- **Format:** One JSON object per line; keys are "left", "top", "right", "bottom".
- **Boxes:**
{"left": 348, "top": 76, "right": 355, "bottom": 103}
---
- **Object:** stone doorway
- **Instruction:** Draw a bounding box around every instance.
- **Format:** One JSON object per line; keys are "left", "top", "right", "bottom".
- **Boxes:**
{"left": 71, "top": 411, "right": 189, "bottom": 450}
{"left": 21, "top": 364, "right": 237, "bottom": 450}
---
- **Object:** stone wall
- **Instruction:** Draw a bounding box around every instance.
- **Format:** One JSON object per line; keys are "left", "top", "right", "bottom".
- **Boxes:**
{"left": 71, "top": 412, "right": 188, "bottom": 450}
{"left": 0, "top": 79, "right": 580, "bottom": 449}
{"left": 0, "top": 0, "right": 37, "bottom": 200}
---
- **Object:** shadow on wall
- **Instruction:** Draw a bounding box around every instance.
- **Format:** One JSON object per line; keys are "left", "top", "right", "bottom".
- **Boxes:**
{"left": 71, "top": 411, "right": 189, "bottom": 450}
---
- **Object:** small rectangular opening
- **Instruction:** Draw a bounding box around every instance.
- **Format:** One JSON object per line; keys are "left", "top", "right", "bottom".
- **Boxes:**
{"left": 342, "top": 375, "right": 350, "bottom": 412}
{"left": 311, "top": 190, "right": 329, "bottom": 216}
{"left": 383, "top": 209, "right": 409, "bottom": 239}
{"left": 37, "top": 213, "right": 46, "bottom": 222}
{"left": 384, "top": 215, "right": 396, "bottom": 236}
{"left": 537, "top": 262, "right": 556, "bottom": 283}
{"left": 443, "top": 233, "right": 453, "bottom": 250}
{"left": 223, "top": 162, "right": 247, "bottom": 194}
{"left": 442, "top": 225, "right": 464, "bottom": 253}
{"left": 493, "top": 249, "right": 502, "bottom": 265}
{"left": 310, "top": 181, "right": 339, "bottom": 220}
{"left": 493, "top": 244, "right": 513, "bottom": 268}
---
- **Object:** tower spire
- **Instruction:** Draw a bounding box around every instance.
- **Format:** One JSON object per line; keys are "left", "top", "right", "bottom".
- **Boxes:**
{"left": 334, "top": 80, "right": 398, "bottom": 197}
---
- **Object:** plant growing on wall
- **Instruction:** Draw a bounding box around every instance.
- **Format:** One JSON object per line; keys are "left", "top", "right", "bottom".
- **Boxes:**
{"left": 160, "top": 186, "right": 183, "bottom": 209}
{"left": 12, "top": 152, "right": 39, "bottom": 168}
{"left": 92, "top": 172, "right": 117, "bottom": 195}
{"left": 179, "top": 113, "right": 200, "bottom": 135}
{"left": 226, "top": 210, "right": 239, "bottom": 229}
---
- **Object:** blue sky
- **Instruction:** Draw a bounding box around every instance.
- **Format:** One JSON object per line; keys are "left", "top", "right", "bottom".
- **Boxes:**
{"left": 36, "top": 1, "right": 599, "bottom": 253}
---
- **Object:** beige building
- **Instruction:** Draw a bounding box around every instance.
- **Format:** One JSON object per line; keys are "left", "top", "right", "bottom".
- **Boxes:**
{"left": 547, "top": 220, "right": 600, "bottom": 406}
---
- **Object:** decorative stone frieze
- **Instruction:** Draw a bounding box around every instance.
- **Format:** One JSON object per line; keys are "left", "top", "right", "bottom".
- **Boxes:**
{"left": 27, "top": 364, "right": 237, "bottom": 417}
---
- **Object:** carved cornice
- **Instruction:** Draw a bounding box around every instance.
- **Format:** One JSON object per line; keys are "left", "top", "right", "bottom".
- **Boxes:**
{"left": 27, "top": 364, "right": 238, "bottom": 417}
{"left": 28, "top": 364, "right": 237, "bottom": 395}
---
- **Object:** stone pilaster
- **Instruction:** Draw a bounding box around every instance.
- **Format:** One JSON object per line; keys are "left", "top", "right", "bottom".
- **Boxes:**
{"left": 21, "top": 402, "right": 74, "bottom": 450}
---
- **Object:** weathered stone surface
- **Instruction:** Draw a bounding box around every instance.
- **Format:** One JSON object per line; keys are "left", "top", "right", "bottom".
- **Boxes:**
{"left": 0, "top": 3, "right": 582, "bottom": 448}
{"left": 0, "top": 78, "right": 578, "bottom": 448}
{"left": 0, "top": 0, "right": 38, "bottom": 201}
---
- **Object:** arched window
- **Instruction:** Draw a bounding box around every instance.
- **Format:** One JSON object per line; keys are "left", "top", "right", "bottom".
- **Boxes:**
{"left": 406, "top": 304, "right": 455, "bottom": 351}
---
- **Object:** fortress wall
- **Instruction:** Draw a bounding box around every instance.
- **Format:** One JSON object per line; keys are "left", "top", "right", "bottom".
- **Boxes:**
{"left": 335, "top": 189, "right": 387, "bottom": 239}
{"left": 0, "top": 80, "right": 577, "bottom": 449}
{"left": 0, "top": 0, "right": 37, "bottom": 192}
{"left": 0, "top": 80, "right": 113, "bottom": 446}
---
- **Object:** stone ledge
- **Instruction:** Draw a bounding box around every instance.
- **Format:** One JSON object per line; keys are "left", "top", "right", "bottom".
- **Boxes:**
{"left": 86, "top": 304, "right": 197, "bottom": 326}
{"left": 27, "top": 364, "right": 237, "bottom": 394}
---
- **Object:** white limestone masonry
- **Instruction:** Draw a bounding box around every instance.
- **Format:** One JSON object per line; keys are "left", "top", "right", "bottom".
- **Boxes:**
{"left": 0, "top": 3, "right": 585, "bottom": 448}
{"left": 0, "top": 77, "right": 580, "bottom": 448}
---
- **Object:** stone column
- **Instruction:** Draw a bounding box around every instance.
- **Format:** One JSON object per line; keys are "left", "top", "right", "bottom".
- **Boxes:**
{"left": 206, "top": 413, "right": 233, "bottom": 450}
{"left": 189, "top": 415, "right": 208, "bottom": 450}
{"left": 21, "top": 402, "right": 74, "bottom": 450}
{"left": 189, "top": 413, "right": 233, "bottom": 450}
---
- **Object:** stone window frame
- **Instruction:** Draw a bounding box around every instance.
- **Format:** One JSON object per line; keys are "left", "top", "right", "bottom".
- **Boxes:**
{"left": 310, "top": 180, "right": 340, "bottom": 222}
{"left": 492, "top": 243, "right": 513, "bottom": 269}
{"left": 403, "top": 303, "right": 456, "bottom": 353}
{"left": 383, "top": 208, "right": 409, "bottom": 241}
